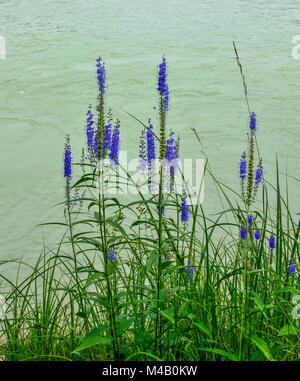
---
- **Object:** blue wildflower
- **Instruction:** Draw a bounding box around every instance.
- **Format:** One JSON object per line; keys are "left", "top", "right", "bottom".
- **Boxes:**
{"left": 64, "top": 135, "right": 72, "bottom": 179}
{"left": 248, "top": 214, "right": 253, "bottom": 225}
{"left": 187, "top": 264, "right": 194, "bottom": 279}
{"left": 181, "top": 189, "right": 189, "bottom": 223}
{"left": 254, "top": 230, "right": 261, "bottom": 240}
{"left": 86, "top": 107, "right": 95, "bottom": 158}
{"left": 288, "top": 258, "right": 296, "bottom": 277}
{"left": 109, "top": 248, "right": 117, "bottom": 261}
{"left": 239, "top": 152, "right": 247, "bottom": 179}
{"left": 254, "top": 160, "right": 263, "bottom": 189}
{"left": 157, "top": 57, "right": 169, "bottom": 160}
{"left": 157, "top": 58, "right": 167, "bottom": 95}
{"left": 165, "top": 130, "right": 175, "bottom": 162}
{"left": 240, "top": 227, "right": 247, "bottom": 240}
{"left": 269, "top": 235, "right": 275, "bottom": 249}
{"left": 96, "top": 57, "right": 106, "bottom": 94}
{"left": 249, "top": 112, "right": 257, "bottom": 131}
{"left": 254, "top": 161, "right": 263, "bottom": 185}
{"left": 109, "top": 120, "right": 120, "bottom": 166}
{"left": 146, "top": 119, "right": 156, "bottom": 169}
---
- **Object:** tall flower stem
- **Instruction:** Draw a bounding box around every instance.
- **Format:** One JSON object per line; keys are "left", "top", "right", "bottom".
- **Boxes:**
{"left": 64, "top": 136, "right": 85, "bottom": 323}
{"left": 155, "top": 166, "right": 164, "bottom": 355}
{"left": 65, "top": 180, "right": 84, "bottom": 315}
{"left": 97, "top": 167, "right": 119, "bottom": 359}
{"left": 155, "top": 58, "right": 169, "bottom": 354}
{"left": 246, "top": 129, "right": 255, "bottom": 207}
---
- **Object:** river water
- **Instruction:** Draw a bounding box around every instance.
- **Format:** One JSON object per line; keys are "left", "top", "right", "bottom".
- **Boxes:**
{"left": 0, "top": 0, "right": 299, "bottom": 273}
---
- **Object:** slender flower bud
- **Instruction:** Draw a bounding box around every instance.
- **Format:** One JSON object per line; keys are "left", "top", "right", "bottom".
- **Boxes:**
{"left": 157, "top": 58, "right": 167, "bottom": 95}
{"left": 249, "top": 112, "right": 257, "bottom": 131}
{"left": 239, "top": 151, "right": 247, "bottom": 179}
{"left": 288, "top": 258, "right": 296, "bottom": 277}
{"left": 96, "top": 57, "right": 106, "bottom": 94}
{"left": 109, "top": 119, "right": 120, "bottom": 166}
{"left": 165, "top": 130, "right": 176, "bottom": 191}
{"left": 254, "top": 160, "right": 263, "bottom": 189}
{"left": 147, "top": 119, "right": 156, "bottom": 169}
{"left": 86, "top": 106, "right": 95, "bottom": 161}
{"left": 64, "top": 135, "right": 72, "bottom": 179}
{"left": 165, "top": 130, "right": 175, "bottom": 162}
{"left": 248, "top": 214, "right": 253, "bottom": 225}
{"left": 181, "top": 189, "right": 189, "bottom": 223}
{"left": 64, "top": 135, "right": 72, "bottom": 205}
{"left": 109, "top": 248, "right": 117, "bottom": 261}
{"left": 254, "top": 230, "right": 261, "bottom": 240}
{"left": 269, "top": 235, "right": 275, "bottom": 249}
{"left": 187, "top": 263, "right": 194, "bottom": 279}
{"left": 240, "top": 227, "right": 247, "bottom": 240}
{"left": 246, "top": 133, "right": 255, "bottom": 206}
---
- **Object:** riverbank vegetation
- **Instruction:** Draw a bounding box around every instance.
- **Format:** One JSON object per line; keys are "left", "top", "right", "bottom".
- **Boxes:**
{"left": 0, "top": 50, "right": 299, "bottom": 361}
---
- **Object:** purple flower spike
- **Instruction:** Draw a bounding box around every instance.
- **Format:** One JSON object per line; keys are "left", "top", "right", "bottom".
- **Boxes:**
{"left": 64, "top": 135, "right": 72, "bottom": 179}
{"left": 109, "top": 248, "right": 117, "bottom": 261}
{"left": 147, "top": 119, "right": 156, "bottom": 169}
{"left": 157, "top": 58, "right": 167, "bottom": 95}
{"left": 181, "top": 189, "right": 189, "bottom": 223}
{"left": 269, "top": 235, "right": 275, "bottom": 249}
{"left": 187, "top": 263, "right": 194, "bottom": 279}
{"left": 86, "top": 107, "right": 95, "bottom": 157}
{"left": 254, "top": 230, "right": 261, "bottom": 240}
{"left": 96, "top": 58, "right": 106, "bottom": 94}
{"left": 239, "top": 152, "right": 247, "bottom": 179}
{"left": 109, "top": 120, "right": 120, "bottom": 166}
{"left": 288, "top": 258, "right": 296, "bottom": 277}
{"left": 249, "top": 112, "right": 257, "bottom": 131}
{"left": 240, "top": 227, "right": 247, "bottom": 240}
{"left": 254, "top": 160, "right": 263, "bottom": 189}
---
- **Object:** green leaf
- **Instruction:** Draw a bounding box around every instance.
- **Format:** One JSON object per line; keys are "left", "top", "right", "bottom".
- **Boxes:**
{"left": 278, "top": 325, "right": 298, "bottom": 337}
{"left": 160, "top": 261, "right": 171, "bottom": 271}
{"left": 275, "top": 287, "right": 299, "bottom": 294}
{"left": 201, "top": 348, "right": 238, "bottom": 361}
{"left": 193, "top": 321, "right": 212, "bottom": 338}
{"left": 72, "top": 328, "right": 112, "bottom": 353}
{"left": 160, "top": 309, "right": 175, "bottom": 325}
{"left": 250, "top": 336, "right": 274, "bottom": 361}
{"left": 117, "top": 318, "right": 134, "bottom": 334}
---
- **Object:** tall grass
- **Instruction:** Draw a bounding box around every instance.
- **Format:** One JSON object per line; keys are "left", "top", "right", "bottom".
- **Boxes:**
{"left": 0, "top": 51, "right": 299, "bottom": 362}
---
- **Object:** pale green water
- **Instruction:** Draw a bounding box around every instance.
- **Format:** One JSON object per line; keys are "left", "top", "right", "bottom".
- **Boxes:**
{"left": 0, "top": 0, "right": 299, "bottom": 270}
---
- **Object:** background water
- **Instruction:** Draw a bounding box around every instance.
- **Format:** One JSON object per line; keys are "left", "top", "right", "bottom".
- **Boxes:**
{"left": 0, "top": 0, "right": 299, "bottom": 274}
